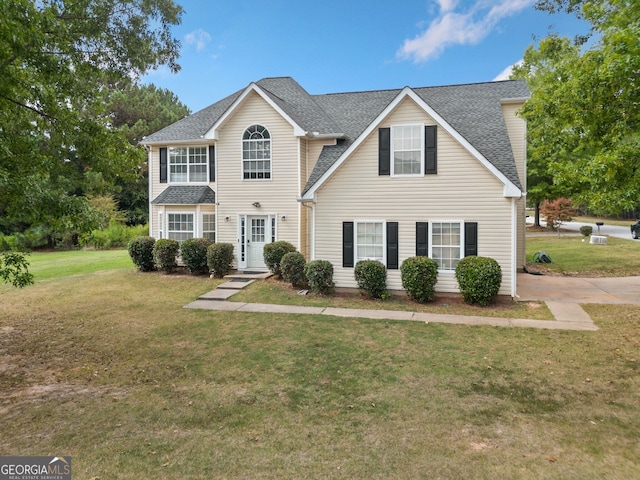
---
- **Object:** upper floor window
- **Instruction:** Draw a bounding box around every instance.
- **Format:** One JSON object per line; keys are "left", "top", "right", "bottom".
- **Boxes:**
{"left": 392, "top": 124, "right": 423, "bottom": 176}
{"left": 169, "top": 146, "right": 208, "bottom": 183}
{"left": 243, "top": 125, "right": 271, "bottom": 179}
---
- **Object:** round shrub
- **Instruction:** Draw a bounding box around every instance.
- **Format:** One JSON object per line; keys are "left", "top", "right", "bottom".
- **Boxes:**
{"left": 263, "top": 241, "right": 296, "bottom": 277}
{"left": 401, "top": 256, "right": 438, "bottom": 303}
{"left": 580, "top": 225, "right": 593, "bottom": 236}
{"left": 354, "top": 260, "right": 387, "bottom": 299}
{"left": 128, "top": 236, "right": 156, "bottom": 272}
{"left": 207, "top": 243, "right": 234, "bottom": 278}
{"left": 304, "top": 260, "right": 334, "bottom": 295}
{"left": 455, "top": 256, "right": 502, "bottom": 306}
{"left": 180, "top": 238, "right": 213, "bottom": 274}
{"left": 280, "top": 251, "right": 307, "bottom": 287}
{"left": 152, "top": 238, "right": 180, "bottom": 273}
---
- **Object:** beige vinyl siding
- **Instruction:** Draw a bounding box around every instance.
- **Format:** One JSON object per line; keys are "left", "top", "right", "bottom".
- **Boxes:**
{"left": 313, "top": 97, "right": 514, "bottom": 294}
{"left": 502, "top": 101, "right": 527, "bottom": 269}
{"left": 307, "top": 138, "right": 337, "bottom": 179}
{"left": 215, "top": 91, "right": 301, "bottom": 251}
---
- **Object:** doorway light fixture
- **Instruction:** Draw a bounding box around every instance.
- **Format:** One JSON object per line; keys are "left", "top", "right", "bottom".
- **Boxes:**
{"left": 252, "top": 202, "right": 261, "bottom": 208}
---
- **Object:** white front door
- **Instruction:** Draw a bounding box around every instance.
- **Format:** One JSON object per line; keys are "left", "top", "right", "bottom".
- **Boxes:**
{"left": 247, "top": 216, "right": 268, "bottom": 270}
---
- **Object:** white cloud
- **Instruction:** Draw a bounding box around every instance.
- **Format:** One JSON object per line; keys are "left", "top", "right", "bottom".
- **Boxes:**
{"left": 398, "top": 0, "right": 532, "bottom": 63}
{"left": 493, "top": 59, "right": 524, "bottom": 80}
{"left": 185, "top": 29, "right": 212, "bottom": 52}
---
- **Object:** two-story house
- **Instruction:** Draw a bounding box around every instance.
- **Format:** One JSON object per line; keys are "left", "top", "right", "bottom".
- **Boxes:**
{"left": 142, "top": 77, "right": 529, "bottom": 297}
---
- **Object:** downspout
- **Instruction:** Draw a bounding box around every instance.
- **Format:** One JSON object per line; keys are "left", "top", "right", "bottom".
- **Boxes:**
{"left": 511, "top": 197, "right": 518, "bottom": 298}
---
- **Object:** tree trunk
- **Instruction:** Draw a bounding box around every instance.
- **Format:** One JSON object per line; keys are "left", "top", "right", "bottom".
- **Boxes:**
{"left": 534, "top": 201, "right": 541, "bottom": 227}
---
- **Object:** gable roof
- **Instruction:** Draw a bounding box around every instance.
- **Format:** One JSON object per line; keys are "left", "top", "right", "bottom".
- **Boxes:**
{"left": 150, "top": 186, "right": 216, "bottom": 205}
{"left": 142, "top": 77, "right": 529, "bottom": 194}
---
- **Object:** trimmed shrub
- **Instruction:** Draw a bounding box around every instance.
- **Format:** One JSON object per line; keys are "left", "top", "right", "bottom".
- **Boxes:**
{"left": 455, "top": 256, "right": 502, "bottom": 306}
{"left": 304, "top": 260, "right": 334, "bottom": 295}
{"left": 580, "top": 225, "right": 593, "bottom": 236}
{"left": 401, "top": 256, "right": 438, "bottom": 303}
{"left": 180, "top": 238, "right": 213, "bottom": 274}
{"left": 128, "top": 236, "right": 156, "bottom": 272}
{"left": 280, "top": 251, "right": 307, "bottom": 287}
{"left": 354, "top": 260, "right": 387, "bottom": 299}
{"left": 207, "top": 243, "right": 234, "bottom": 278}
{"left": 152, "top": 238, "right": 180, "bottom": 273}
{"left": 263, "top": 241, "right": 296, "bottom": 277}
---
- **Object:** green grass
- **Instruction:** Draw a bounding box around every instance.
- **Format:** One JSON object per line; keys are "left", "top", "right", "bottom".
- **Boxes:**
{"left": 0, "top": 261, "right": 638, "bottom": 479}
{"left": 526, "top": 235, "right": 640, "bottom": 276}
{"left": 25, "top": 249, "right": 134, "bottom": 280}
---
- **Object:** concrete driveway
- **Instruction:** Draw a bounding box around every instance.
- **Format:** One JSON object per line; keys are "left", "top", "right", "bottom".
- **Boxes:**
{"left": 517, "top": 273, "right": 640, "bottom": 305}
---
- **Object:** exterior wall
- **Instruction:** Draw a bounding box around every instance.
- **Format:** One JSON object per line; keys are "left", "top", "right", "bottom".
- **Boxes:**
{"left": 307, "top": 138, "right": 337, "bottom": 178}
{"left": 502, "top": 101, "right": 527, "bottom": 270}
{"left": 215, "top": 91, "right": 301, "bottom": 258}
{"left": 313, "top": 97, "right": 514, "bottom": 295}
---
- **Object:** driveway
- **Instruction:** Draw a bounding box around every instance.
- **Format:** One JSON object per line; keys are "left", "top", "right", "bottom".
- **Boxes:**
{"left": 517, "top": 273, "right": 640, "bottom": 305}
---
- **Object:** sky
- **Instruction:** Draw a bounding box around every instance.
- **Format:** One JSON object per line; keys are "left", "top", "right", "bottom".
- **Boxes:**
{"left": 142, "top": 0, "right": 591, "bottom": 113}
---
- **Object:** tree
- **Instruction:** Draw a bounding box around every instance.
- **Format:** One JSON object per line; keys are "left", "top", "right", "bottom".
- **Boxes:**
{"left": 0, "top": 0, "right": 183, "bottom": 285}
{"left": 0, "top": 0, "right": 183, "bottom": 228}
{"left": 541, "top": 197, "right": 577, "bottom": 236}
{"left": 514, "top": 0, "right": 640, "bottom": 215}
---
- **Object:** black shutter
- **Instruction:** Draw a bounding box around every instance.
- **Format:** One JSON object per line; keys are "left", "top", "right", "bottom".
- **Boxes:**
{"left": 464, "top": 222, "right": 478, "bottom": 257}
{"left": 416, "top": 222, "right": 429, "bottom": 256}
{"left": 209, "top": 145, "right": 216, "bottom": 182}
{"left": 343, "top": 222, "right": 354, "bottom": 268}
{"left": 159, "top": 147, "right": 168, "bottom": 183}
{"left": 386, "top": 222, "right": 398, "bottom": 270}
{"left": 378, "top": 128, "right": 390, "bottom": 176}
{"left": 425, "top": 125, "right": 437, "bottom": 174}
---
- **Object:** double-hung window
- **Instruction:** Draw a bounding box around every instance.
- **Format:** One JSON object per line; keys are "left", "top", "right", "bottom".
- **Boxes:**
{"left": 169, "top": 147, "right": 208, "bottom": 183}
{"left": 243, "top": 125, "right": 271, "bottom": 179}
{"left": 356, "top": 221, "right": 385, "bottom": 263}
{"left": 431, "top": 222, "right": 462, "bottom": 271}
{"left": 167, "top": 213, "right": 194, "bottom": 243}
{"left": 392, "top": 125, "right": 423, "bottom": 176}
{"left": 202, "top": 214, "right": 216, "bottom": 242}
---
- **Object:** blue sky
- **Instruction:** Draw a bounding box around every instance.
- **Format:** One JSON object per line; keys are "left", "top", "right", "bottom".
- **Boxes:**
{"left": 143, "top": 0, "right": 590, "bottom": 113}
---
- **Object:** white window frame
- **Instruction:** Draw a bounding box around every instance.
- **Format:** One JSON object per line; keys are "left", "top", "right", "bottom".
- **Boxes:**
{"left": 430, "top": 221, "right": 464, "bottom": 272}
{"left": 169, "top": 146, "right": 208, "bottom": 183}
{"left": 167, "top": 212, "right": 195, "bottom": 244}
{"left": 242, "top": 125, "right": 272, "bottom": 180}
{"left": 391, "top": 124, "right": 424, "bottom": 177}
{"left": 355, "top": 220, "right": 386, "bottom": 264}
{"left": 202, "top": 213, "right": 216, "bottom": 242}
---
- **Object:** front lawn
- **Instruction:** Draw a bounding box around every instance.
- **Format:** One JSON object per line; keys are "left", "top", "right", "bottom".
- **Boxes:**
{"left": 1, "top": 255, "right": 638, "bottom": 479}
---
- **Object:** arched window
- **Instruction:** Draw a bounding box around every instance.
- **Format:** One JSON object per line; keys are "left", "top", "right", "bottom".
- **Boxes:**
{"left": 242, "top": 125, "right": 271, "bottom": 179}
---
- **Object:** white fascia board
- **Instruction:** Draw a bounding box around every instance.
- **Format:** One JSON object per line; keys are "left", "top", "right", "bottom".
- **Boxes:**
{"left": 204, "top": 83, "right": 306, "bottom": 140}
{"left": 302, "top": 87, "right": 522, "bottom": 200}
{"left": 141, "top": 139, "right": 211, "bottom": 147}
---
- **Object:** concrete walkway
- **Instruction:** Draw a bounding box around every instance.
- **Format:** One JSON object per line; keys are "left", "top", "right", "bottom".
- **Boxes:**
{"left": 180, "top": 271, "right": 639, "bottom": 331}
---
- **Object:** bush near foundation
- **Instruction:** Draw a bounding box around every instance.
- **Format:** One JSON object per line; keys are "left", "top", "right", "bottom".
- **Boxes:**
{"left": 280, "top": 251, "right": 307, "bottom": 287}
{"left": 180, "top": 238, "right": 213, "bottom": 274}
{"left": 153, "top": 239, "right": 179, "bottom": 273}
{"left": 304, "top": 260, "right": 334, "bottom": 295}
{"left": 263, "top": 241, "right": 297, "bottom": 277}
{"left": 354, "top": 260, "right": 387, "bottom": 299}
{"left": 128, "top": 236, "right": 156, "bottom": 272}
{"left": 455, "top": 256, "right": 502, "bottom": 306}
{"left": 207, "top": 243, "right": 234, "bottom": 278}
{"left": 401, "top": 256, "right": 438, "bottom": 303}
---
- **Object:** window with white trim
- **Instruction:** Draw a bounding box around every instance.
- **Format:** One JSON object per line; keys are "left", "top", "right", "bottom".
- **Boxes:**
{"left": 203, "top": 214, "right": 216, "bottom": 242}
{"left": 356, "top": 221, "right": 384, "bottom": 263}
{"left": 242, "top": 125, "right": 271, "bottom": 179}
{"left": 169, "top": 146, "right": 208, "bottom": 183}
{"left": 392, "top": 124, "right": 423, "bottom": 176}
{"left": 168, "top": 213, "right": 194, "bottom": 243}
{"left": 431, "top": 222, "right": 462, "bottom": 270}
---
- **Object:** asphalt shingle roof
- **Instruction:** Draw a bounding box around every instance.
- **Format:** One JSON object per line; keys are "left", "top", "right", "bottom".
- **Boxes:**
{"left": 151, "top": 186, "right": 216, "bottom": 205}
{"left": 143, "top": 77, "right": 529, "bottom": 195}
